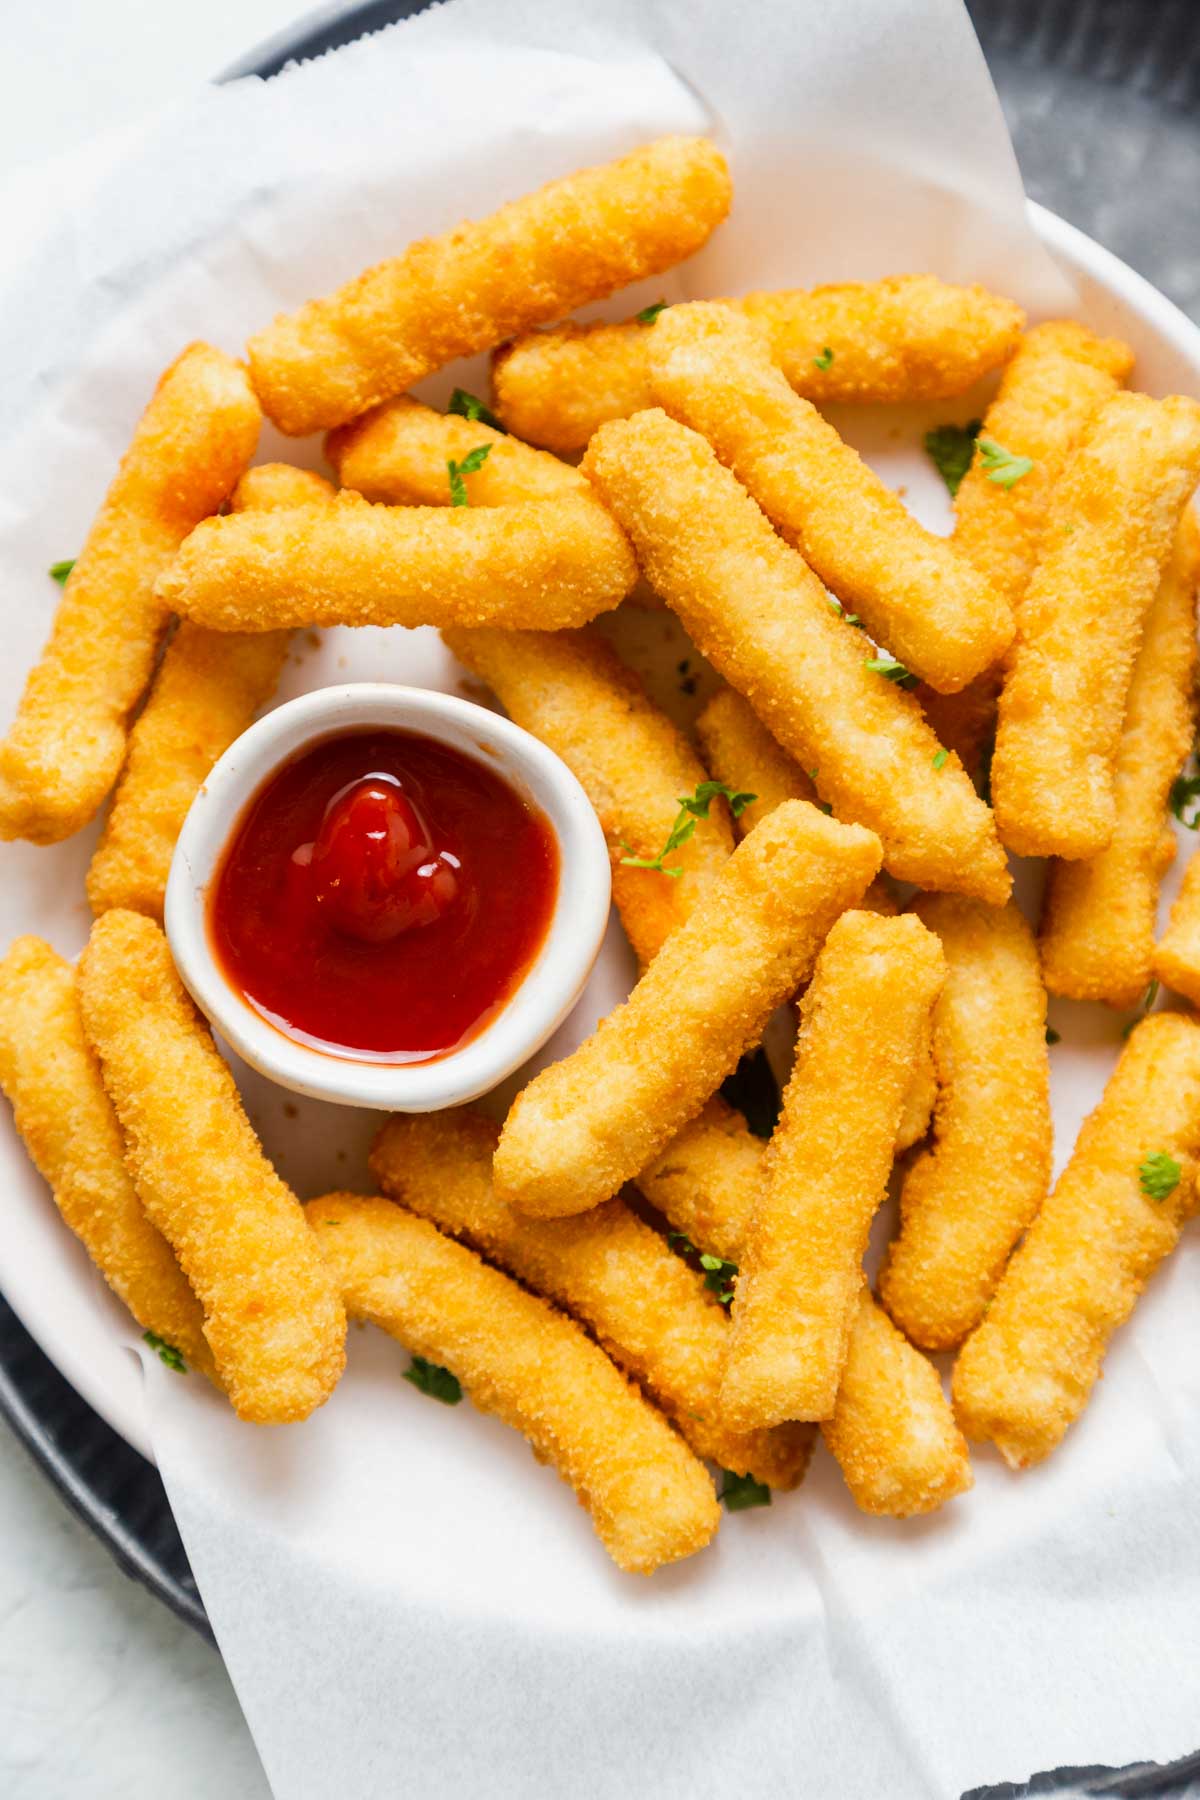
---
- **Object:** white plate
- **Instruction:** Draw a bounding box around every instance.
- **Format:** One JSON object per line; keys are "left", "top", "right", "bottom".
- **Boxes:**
{"left": 0, "top": 199, "right": 1198, "bottom": 1466}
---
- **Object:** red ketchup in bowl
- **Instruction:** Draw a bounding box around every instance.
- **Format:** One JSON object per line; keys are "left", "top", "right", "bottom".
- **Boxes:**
{"left": 209, "top": 729, "right": 559, "bottom": 1062}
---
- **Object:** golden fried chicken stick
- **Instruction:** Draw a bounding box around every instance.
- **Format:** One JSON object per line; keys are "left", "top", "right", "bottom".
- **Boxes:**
{"left": 649, "top": 303, "right": 1012, "bottom": 694}
{"left": 879, "top": 896, "right": 1052, "bottom": 1350}
{"left": 491, "top": 275, "right": 1024, "bottom": 452}
{"left": 444, "top": 626, "right": 732, "bottom": 965}
{"left": 953, "top": 1012, "right": 1200, "bottom": 1467}
{"left": 158, "top": 490, "right": 637, "bottom": 633}
{"left": 0, "top": 344, "right": 261, "bottom": 845}
{"left": 1154, "top": 853, "right": 1200, "bottom": 1007}
{"left": 582, "top": 410, "right": 1010, "bottom": 901}
{"left": 918, "top": 321, "right": 1134, "bottom": 775}
{"left": 693, "top": 686, "right": 933, "bottom": 1151}
{"left": 721, "top": 911, "right": 945, "bottom": 1429}
{"left": 369, "top": 1108, "right": 809, "bottom": 1488}
{"left": 0, "top": 937, "right": 215, "bottom": 1380}
{"left": 248, "top": 136, "right": 731, "bottom": 436}
{"left": 86, "top": 465, "right": 335, "bottom": 923}
{"left": 77, "top": 911, "right": 345, "bottom": 1424}
{"left": 635, "top": 1097, "right": 969, "bottom": 1515}
{"left": 1040, "top": 513, "right": 1199, "bottom": 1006}
{"left": 307, "top": 1194, "right": 719, "bottom": 1573}
{"left": 327, "top": 395, "right": 584, "bottom": 505}
{"left": 991, "top": 393, "right": 1200, "bottom": 860}
{"left": 495, "top": 800, "right": 882, "bottom": 1220}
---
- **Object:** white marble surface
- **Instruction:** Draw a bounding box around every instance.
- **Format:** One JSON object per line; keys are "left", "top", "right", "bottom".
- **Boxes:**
{"left": 0, "top": 8, "right": 324, "bottom": 1793}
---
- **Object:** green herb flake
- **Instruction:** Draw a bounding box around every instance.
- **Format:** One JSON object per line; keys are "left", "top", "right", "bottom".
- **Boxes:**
{"left": 635, "top": 301, "right": 668, "bottom": 326}
{"left": 698, "top": 1250, "right": 739, "bottom": 1307}
{"left": 720, "top": 1470, "right": 771, "bottom": 1511}
{"left": 1045, "top": 1027, "right": 1061, "bottom": 1046}
{"left": 1170, "top": 761, "right": 1200, "bottom": 829}
{"left": 1139, "top": 1152, "right": 1181, "bottom": 1202}
{"left": 977, "top": 436, "right": 1034, "bottom": 489}
{"left": 403, "top": 1356, "right": 463, "bottom": 1405}
{"left": 932, "top": 748, "right": 949, "bottom": 770}
{"left": 621, "top": 780, "right": 756, "bottom": 879}
{"left": 447, "top": 443, "right": 493, "bottom": 507}
{"left": 863, "top": 655, "right": 917, "bottom": 689}
{"left": 144, "top": 1330, "right": 186, "bottom": 1373}
{"left": 447, "top": 388, "right": 504, "bottom": 432}
{"left": 1122, "top": 979, "right": 1160, "bottom": 1038}
{"left": 924, "top": 420, "right": 982, "bottom": 497}
{"left": 827, "top": 595, "right": 861, "bottom": 625}
{"left": 812, "top": 345, "right": 835, "bottom": 371}
{"left": 49, "top": 559, "right": 76, "bottom": 585}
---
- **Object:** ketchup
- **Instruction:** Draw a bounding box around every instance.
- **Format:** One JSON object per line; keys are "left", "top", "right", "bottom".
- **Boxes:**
{"left": 210, "top": 729, "right": 559, "bottom": 1061}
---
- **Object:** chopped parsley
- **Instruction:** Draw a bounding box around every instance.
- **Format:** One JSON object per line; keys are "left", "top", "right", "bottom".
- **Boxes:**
{"left": 720, "top": 1470, "right": 771, "bottom": 1511}
{"left": 447, "top": 388, "right": 504, "bottom": 432}
{"left": 1045, "top": 1026, "right": 1061, "bottom": 1046}
{"left": 977, "top": 436, "right": 1034, "bottom": 488}
{"left": 812, "top": 345, "right": 835, "bottom": 371}
{"left": 1122, "top": 979, "right": 1159, "bottom": 1038}
{"left": 932, "top": 748, "right": 949, "bottom": 770}
{"left": 621, "top": 780, "right": 755, "bottom": 879}
{"left": 668, "top": 1232, "right": 739, "bottom": 1307}
{"left": 49, "top": 559, "right": 75, "bottom": 585}
{"left": 403, "top": 1356, "right": 463, "bottom": 1405}
{"left": 863, "top": 655, "right": 917, "bottom": 689}
{"left": 1139, "top": 1152, "right": 1181, "bottom": 1201}
{"left": 447, "top": 443, "right": 492, "bottom": 507}
{"left": 924, "top": 420, "right": 982, "bottom": 497}
{"left": 635, "top": 300, "right": 668, "bottom": 326}
{"left": 827, "top": 595, "right": 861, "bottom": 626}
{"left": 144, "top": 1330, "right": 186, "bottom": 1373}
{"left": 1170, "top": 744, "right": 1200, "bottom": 828}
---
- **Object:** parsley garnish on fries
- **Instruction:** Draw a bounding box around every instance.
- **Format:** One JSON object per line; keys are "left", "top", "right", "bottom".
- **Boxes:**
{"left": 977, "top": 435, "right": 1033, "bottom": 488}
{"left": 863, "top": 655, "right": 917, "bottom": 688}
{"left": 620, "top": 780, "right": 755, "bottom": 879}
{"left": 48, "top": 559, "right": 75, "bottom": 584}
{"left": 447, "top": 388, "right": 504, "bottom": 432}
{"left": 1139, "top": 1152, "right": 1181, "bottom": 1201}
{"left": 719, "top": 1470, "right": 771, "bottom": 1511}
{"left": 447, "top": 443, "right": 493, "bottom": 506}
{"left": 635, "top": 300, "right": 668, "bottom": 325}
{"left": 924, "top": 420, "right": 982, "bottom": 497}
{"left": 144, "top": 1330, "right": 186, "bottom": 1373}
{"left": 403, "top": 1356, "right": 463, "bottom": 1405}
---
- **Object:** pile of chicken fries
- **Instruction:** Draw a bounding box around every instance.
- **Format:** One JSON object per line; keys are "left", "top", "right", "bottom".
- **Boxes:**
{"left": 3, "top": 134, "right": 1200, "bottom": 1576}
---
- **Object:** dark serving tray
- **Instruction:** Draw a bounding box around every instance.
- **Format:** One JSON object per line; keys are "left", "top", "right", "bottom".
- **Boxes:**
{"left": 3, "top": 2, "right": 1199, "bottom": 1791}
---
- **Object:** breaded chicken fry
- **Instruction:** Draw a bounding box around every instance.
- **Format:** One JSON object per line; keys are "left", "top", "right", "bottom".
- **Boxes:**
{"left": 879, "top": 897, "right": 1052, "bottom": 1350}
{"left": 444, "top": 626, "right": 732, "bottom": 964}
{"left": 86, "top": 465, "right": 335, "bottom": 922}
{"left": 721, "top": 911, "right": 945, "bottom": 1429}
{"left": 0, "top": 938, "right": 214, "bottom": 1379}
{"left": 158, "top": 491, "right": 636, "bottom": 633}
{"left": 1039, "top": 514, "right": 1199, "bottom": 1005}
{"left": 1154, "top": 851, "right": 1200, "bottom": 1007}
{"left": 822, "top": 1288, "right": 972, "bottom": 1516}
{"left": 954, "top": 1013, "right": 1200, "bottom": 1466}
{"left": 991, "top": 393, "right": 1200, "bottom": 859}
{"left": 495, "top": 801, "right": 882, "bottom": 1219}
{"left": 583, "top": 411, "right": 1009, "bottom": 901}
{"left": 307, "top": 1194, "right": 719, "bottom": 1573}
{"left": 649, "top": 304, "right": 1012, "bottom": 693}
{"left": 327, "top": 395, "right": 584, "bottom": 505}
{"left": 693, "top": 686, "right": 933, "bottom": 1150}
{"left": 919, "top": 321, "right": 1134, "bottom": 774}
{"left": 77, "top": 911, "right": 345, "bottom": 1424}
{"left": 248, "top": 136, "right": 732, "bottom": 435}
{"left": 369, "top": 1108, "right": 809, "bottom": 1488}
{"left": 491, "top": 276, "right": 1024, "bottom": 452}
{"left": 0, "top": 345, "right": 260, "bottom": 844}
{"left": 636, "top": 1097, "right": 969, "bottom": 1514}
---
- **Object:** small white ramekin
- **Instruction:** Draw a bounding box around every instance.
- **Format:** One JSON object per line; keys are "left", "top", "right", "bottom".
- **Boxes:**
{"left": 164, "top": 683, "right": 612, "bottom": 1111}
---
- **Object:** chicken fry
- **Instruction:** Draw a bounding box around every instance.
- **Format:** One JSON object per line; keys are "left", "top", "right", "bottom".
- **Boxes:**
{"left": 370, "top": 1108, "right": 809, "bottom": 1488}
{"left": 248, "top": 136, "right": 731, "bottom": 435}
{"left": 491, "top": 275, "right": 1024, "bottom": 452}
{"left": 1154, "top": 851, "right": 1200, "bottom": 1007}
{"left": 77, "top": 911, "right": 345, "bottom": 1424}
{"left": 307, "top": 1194, "right": 719, "bottom": 1573}
{"left": 0, "top": 344, "right": 261, "bottom": 845}
{"left": 918, "top": 320, "right": 1134, "bottom": 775}
{"left": 0, "top": 937, "right": 214, "bottom": 1380}
{"left": 444, "top": 626, "right": 733, "bottom": 964}
{"left": 327, "top": 395, "right": 584, "bottom": 505}
{"left": 722, "top": 911, "right": 945, "bottom": 1429}
{"left": 649, "top": 303, "right": 1012, "bottom": 693}
{"left": 582, "top": 410, "right": 1009, "bottom": 901}
{"left": 86, "top": 465, "right": 335, "bottom": 923}
{"left": 495, "top": 801, "right": 882, "bottom": 1219}
{"left": 158, "top": 490, "right": 637, "bottom": 633}
{"left": 879, "top": 896, "right": 1052, "bottom": 1350}
{"left": 991, "top": 392, "right": 1200, "bottom": 859}
{"left": 953, "top": 1013, "right": 1200, "bottom": 1467}
{"left": 636, "top": 1096, "right": 969, "bottom": 1514}
{"left": 1040, "top": 513, "right": 1199, "bottom": 1005}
